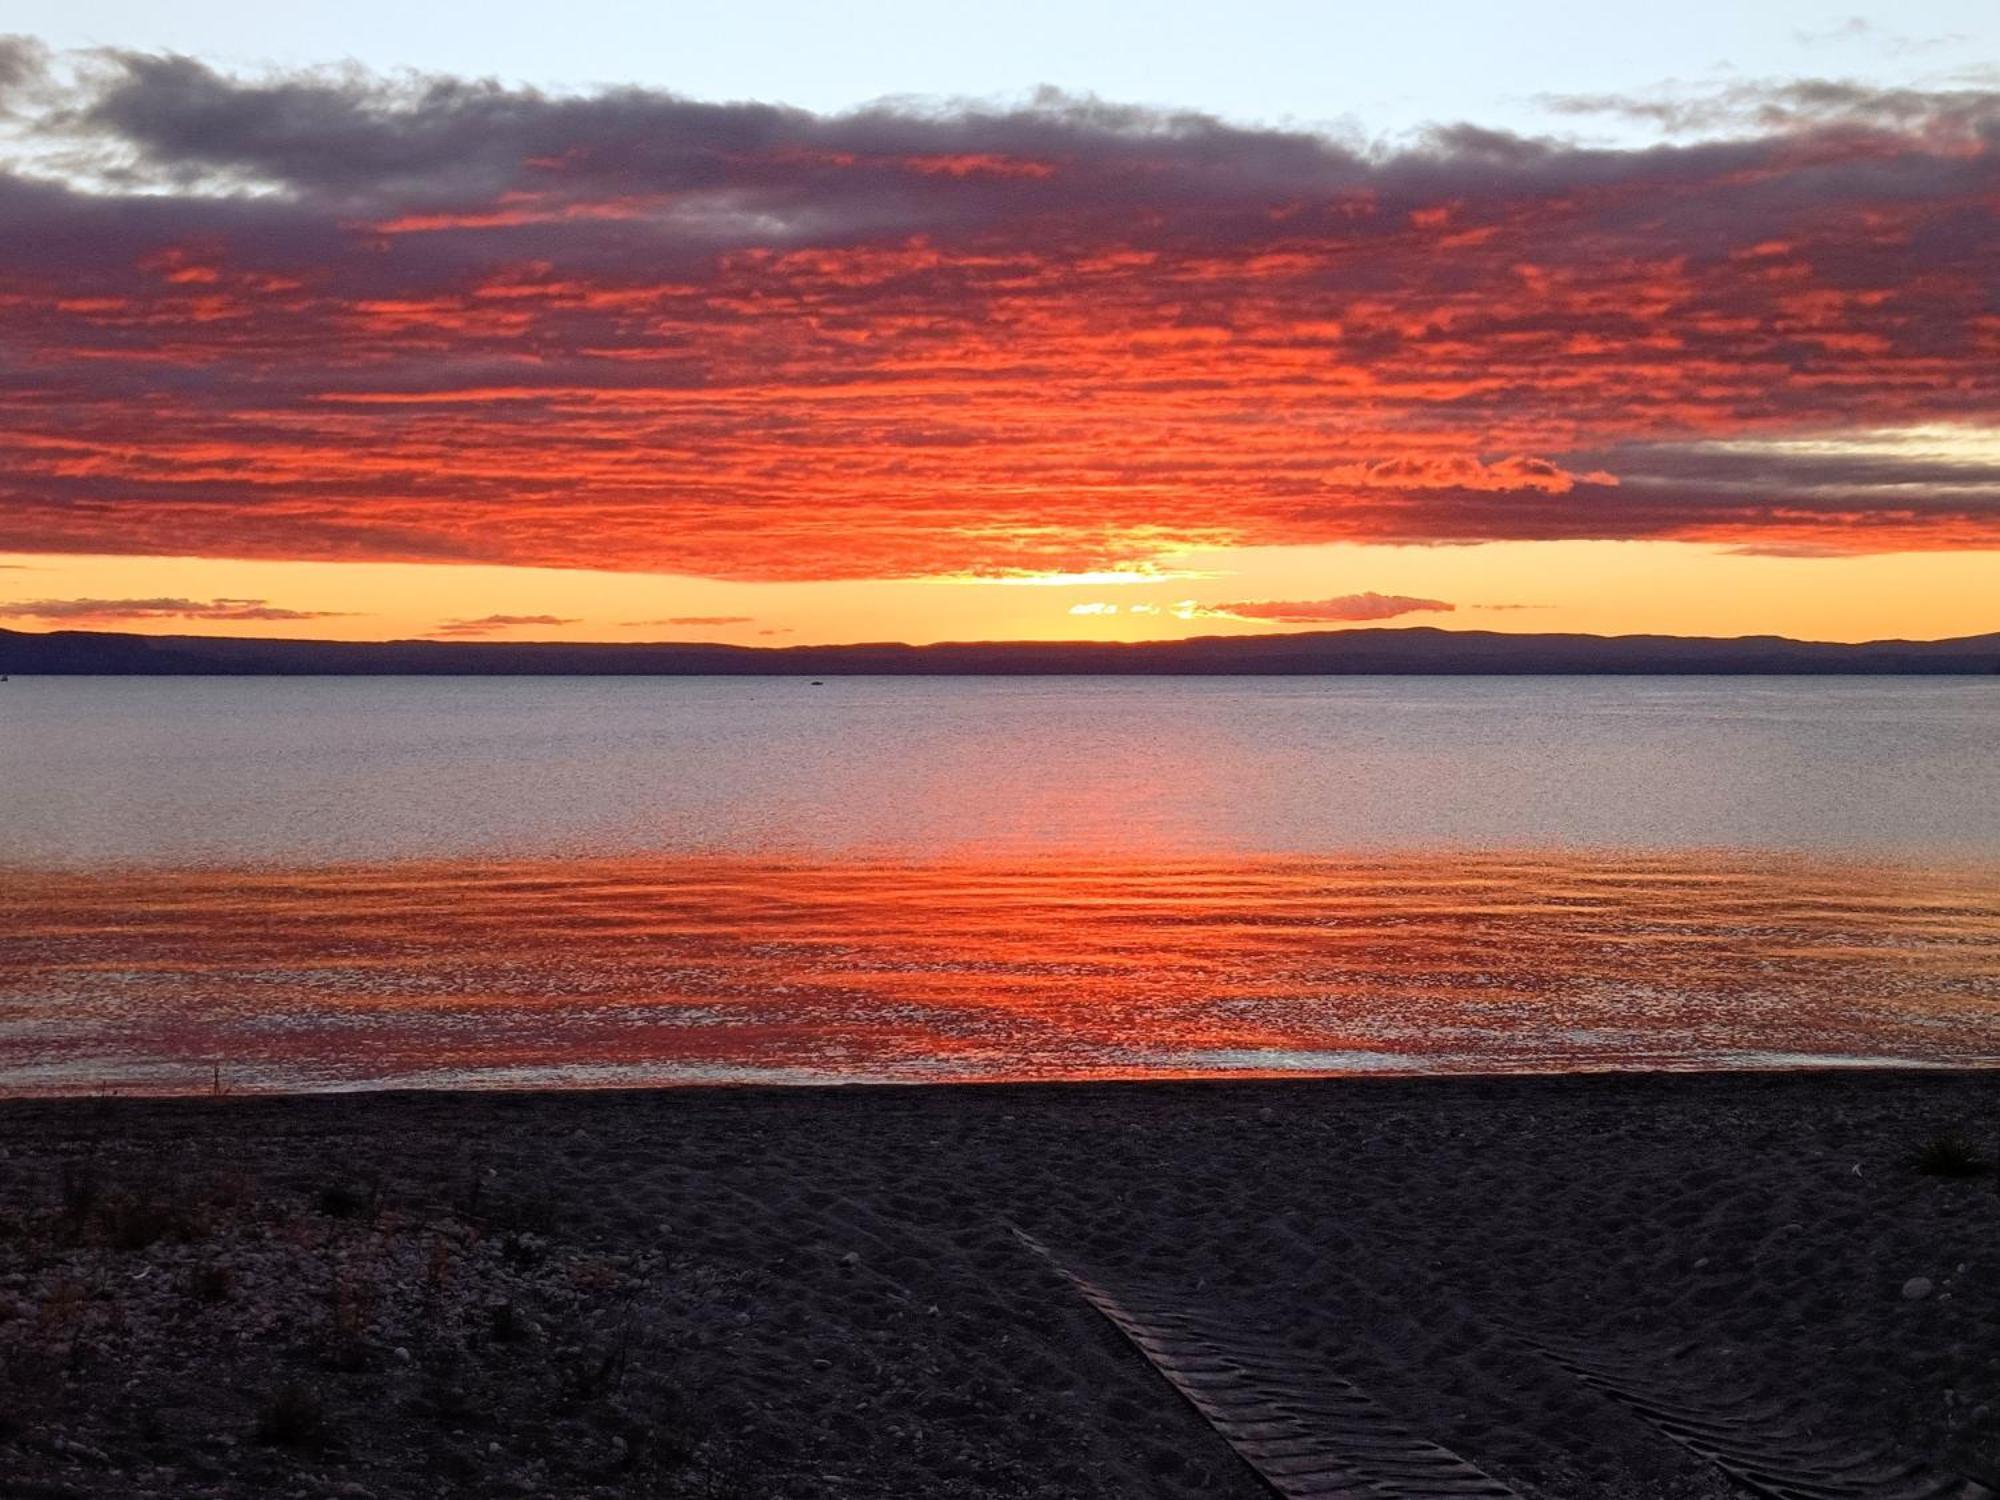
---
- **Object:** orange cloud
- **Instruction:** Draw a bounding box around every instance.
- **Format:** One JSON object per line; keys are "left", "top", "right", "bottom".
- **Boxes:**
{"left": 622, "top": 615, "right": 756, "bottom": 627}
{"left": 0, "top": 50, "right": 1994, "bottom": 583}
{"left": 1191, "top": 594, "right": 1458, "bottom": 624}
{"left": 427, "top": 613, "right": 577, "bottom": 637}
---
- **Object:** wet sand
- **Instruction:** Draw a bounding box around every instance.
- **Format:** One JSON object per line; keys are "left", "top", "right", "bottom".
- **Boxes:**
{"left": 1, "top": 1070, "right": 1997, "bottom": 1497}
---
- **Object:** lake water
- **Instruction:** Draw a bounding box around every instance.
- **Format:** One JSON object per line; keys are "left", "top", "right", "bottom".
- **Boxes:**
{"left": 2, "top": 677, "right": 1997, "bottom": 1092}
{"left": 4, "top": 676, "right": 1998, "bottom": 863}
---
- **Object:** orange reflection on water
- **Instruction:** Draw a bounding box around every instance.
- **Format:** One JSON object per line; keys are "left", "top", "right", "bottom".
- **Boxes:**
{"left": 2, "top": 851, "right": 1998, "bottom": 1095}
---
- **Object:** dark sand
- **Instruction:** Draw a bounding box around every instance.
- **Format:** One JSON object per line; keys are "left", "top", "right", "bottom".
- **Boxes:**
{"left": 1, "top": 1070, "right": 1996, "bottom": 1498}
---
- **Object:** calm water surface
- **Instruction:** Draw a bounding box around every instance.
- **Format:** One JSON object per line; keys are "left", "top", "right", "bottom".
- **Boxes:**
{"left": 3, "top": 676, "right": 1997, "bottom": 862}
{"left": 1, "top": 676, "right": 1996, "bottom": 1092}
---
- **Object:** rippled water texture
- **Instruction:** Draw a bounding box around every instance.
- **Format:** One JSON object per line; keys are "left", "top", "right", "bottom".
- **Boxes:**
{"left": 4, "top": 852, "right": 1998, "bottom": 1094}
{"left": 2, "top": 676, "right": 1996, "bottom": 1093}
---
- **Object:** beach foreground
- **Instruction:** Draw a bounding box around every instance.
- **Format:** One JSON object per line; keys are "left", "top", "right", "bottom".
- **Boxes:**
{"left": 1, "top": 1071, "right": 1996, "bottom": 1498}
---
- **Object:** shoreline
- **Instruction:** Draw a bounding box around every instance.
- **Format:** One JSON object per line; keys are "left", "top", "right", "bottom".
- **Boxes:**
{"left": 3, "top": 1068, "right": 1996, "bottom": 1497}
{"left": 4, "top": 1057, "right": 1997, "bottom": 1105}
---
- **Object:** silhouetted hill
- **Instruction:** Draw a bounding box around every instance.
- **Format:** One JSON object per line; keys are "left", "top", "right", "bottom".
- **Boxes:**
{"left": 3, "top": 625, "right": 1997, "bottom": 675}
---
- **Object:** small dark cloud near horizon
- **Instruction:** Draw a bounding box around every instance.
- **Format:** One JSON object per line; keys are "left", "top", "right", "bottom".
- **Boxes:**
{"left": 0, "top": 595, "right": 347, "bottom": 622}
{"left": 428, "top": 613, "right": 578, "bottom": 637}
{"left": 621, "top": 615, "right": 756, "bottom": 627}
{"left": 1721, "top": 542, "right": 1860, "bottom": 559}
{"left": 1198, "top": 593, "right": 1457, "bottom": 624}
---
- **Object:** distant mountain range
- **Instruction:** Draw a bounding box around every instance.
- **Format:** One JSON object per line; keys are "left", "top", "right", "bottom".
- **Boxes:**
{"left": 3, "top": 624, "right": 1998, "bottom": 675}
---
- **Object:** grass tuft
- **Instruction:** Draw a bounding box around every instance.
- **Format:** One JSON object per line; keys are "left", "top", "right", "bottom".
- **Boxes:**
{"left": 320, "top": 1269, "right": 377, "bottom": 1372}
{"left": 253, "top": 1382, "right": 325, "bottom": 1449}
{"left": 186, "top": 1263, "right": 237, "bottom": 1303}
{"left": 315, "top": 1181, "right": 374, "bottom": 1220}
{"left": 488, "top": 1299, "right": 524, "bottom": 1344}
{"left": 102, "top": 1191, "right": 194, "bottom": 1251}
{"left": 1912, "top": 1129, "right": 1989, "bottom": 1179}
{"left": 57, "top": 1158, "right": 102, "bottom": 1221}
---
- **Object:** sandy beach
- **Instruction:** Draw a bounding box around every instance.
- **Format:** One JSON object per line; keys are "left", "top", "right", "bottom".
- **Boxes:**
{"left": 1, "top": 1070, "right": 1996, "bottom": 1498}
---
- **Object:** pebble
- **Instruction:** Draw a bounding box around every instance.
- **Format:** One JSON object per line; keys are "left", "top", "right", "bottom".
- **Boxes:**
{"left": 393, "top": 1346, "right": 411, "bottom": 1363}
{"left": 1902, "top": 1276, "right": 1934, "bottom": 1301}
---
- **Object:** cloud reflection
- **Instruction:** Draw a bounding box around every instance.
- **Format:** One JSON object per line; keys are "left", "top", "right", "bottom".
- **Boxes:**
{"left": 3, "top": 850, "right": 1996, "bottom": 1095}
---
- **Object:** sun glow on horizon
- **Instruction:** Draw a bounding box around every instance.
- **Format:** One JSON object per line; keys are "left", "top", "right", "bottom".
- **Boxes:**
{"left": 3, "top": 537, "right": 1998, "bottom": 647}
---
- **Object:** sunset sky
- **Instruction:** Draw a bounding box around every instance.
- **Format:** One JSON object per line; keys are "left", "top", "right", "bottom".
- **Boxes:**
{"left": 1, "top": 8, "right": 1996, "bottom": 645}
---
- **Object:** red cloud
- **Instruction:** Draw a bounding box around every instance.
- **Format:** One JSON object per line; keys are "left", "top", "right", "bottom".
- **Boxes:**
{"left": 1196, "top": 594, "right": 1457, "bottom": 624}
{"left": 427, "top": 614, "right": 578, "bottom": 637}
{"left": 0, "top": 51, "right": 1994, "bottom": 581}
